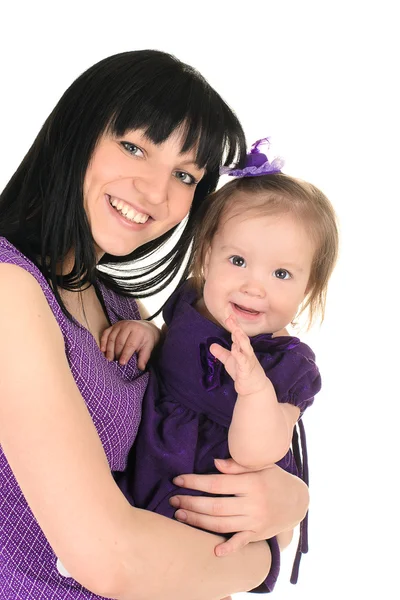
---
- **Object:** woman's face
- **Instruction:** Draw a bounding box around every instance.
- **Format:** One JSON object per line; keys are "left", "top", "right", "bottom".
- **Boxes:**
{"left": 83, "top": 129, "right": 205, "bottom": 258}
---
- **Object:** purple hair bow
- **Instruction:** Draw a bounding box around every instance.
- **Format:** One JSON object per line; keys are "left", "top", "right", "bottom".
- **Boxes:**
{"left": 220, "top": 137, "right": 284, "bottom": 178}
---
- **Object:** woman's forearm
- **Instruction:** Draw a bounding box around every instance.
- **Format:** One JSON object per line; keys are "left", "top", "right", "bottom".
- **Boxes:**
{"left": 106, "top": 505, "right": 271, "bottom": 600}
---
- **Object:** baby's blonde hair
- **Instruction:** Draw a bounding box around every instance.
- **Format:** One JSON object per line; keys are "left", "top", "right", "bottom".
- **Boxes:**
{"left": 190, "top": 173, "right": 339, "bottom": 329}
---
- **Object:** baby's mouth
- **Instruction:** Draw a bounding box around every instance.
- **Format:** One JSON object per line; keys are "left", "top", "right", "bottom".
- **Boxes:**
{"left": 233, "top": 303, "right": 260, "bottom": 315}
{"left": 234, "top": 304, "right": 259, "bottom": 315}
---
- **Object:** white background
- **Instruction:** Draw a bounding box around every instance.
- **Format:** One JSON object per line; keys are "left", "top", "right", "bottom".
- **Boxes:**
{"left": 1, "top": 1, "right": 398, "bottom": 598}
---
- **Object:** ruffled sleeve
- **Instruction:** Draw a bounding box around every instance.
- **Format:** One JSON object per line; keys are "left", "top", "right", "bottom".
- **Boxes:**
{"left": 256, "top": 340, "right": 321, "bottom": 416}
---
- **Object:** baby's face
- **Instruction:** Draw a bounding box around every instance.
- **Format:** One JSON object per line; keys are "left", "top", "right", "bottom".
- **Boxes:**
{"left": 201, "top": 207, "right": 315, "bottom": 337}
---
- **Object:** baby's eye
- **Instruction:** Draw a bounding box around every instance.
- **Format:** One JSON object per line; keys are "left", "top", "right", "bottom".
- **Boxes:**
{"left": 273, "top": 268, "right": 291, "bottom": 280}
{"left": 173, "top": 171, "right": 197, "bottom": 186}
{"left": 229, "top": 255, "right": 246, "bottom": 268}
{"left": 121, "top": 142, "right": 145, "bottom": 157}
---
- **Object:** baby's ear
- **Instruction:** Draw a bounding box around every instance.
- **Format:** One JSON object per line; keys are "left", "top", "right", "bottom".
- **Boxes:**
{"left": 203, "top": 247, "right": 211, "bottom": 279}
{"left": 304, "top": 277, "right": 312, "bottom": 297}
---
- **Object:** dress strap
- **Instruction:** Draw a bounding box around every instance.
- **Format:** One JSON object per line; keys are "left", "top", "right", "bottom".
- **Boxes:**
{"left": 290, "top": 418, "right": 309, "bottom": 584}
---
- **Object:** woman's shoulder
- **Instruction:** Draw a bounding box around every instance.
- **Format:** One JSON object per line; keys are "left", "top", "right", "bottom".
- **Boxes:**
{"left": 0, "top": 255, "right": 66, "bottom": 360}
{"left": 0, "top": 237, "right": 66, "bottom": 322}
{"left": 0, "top": 236, "right": 37, "bottom": 272}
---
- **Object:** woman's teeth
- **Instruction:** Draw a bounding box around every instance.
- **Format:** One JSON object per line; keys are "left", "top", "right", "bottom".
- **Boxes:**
{"left": 108, "top": 196, "right": 149, "bottom": 224}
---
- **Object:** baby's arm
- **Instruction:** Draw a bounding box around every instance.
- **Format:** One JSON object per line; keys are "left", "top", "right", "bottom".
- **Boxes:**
{"left": 100, "top": 319, "right": 161, "bottom": 369}
{"left": 210, "top": 316, "right": 299, "bottom": 470}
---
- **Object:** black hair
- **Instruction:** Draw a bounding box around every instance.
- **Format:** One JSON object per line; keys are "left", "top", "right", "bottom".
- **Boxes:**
{"left": 0, "top": 49, "right": 246, "bottom": 316}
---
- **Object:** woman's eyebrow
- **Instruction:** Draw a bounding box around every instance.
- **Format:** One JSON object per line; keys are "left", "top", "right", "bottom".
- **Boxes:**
{"left": 178, "top": 158, "right": 203, "bottom": 168}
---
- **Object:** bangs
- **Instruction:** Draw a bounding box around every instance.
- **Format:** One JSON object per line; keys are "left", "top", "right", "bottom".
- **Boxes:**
{"left": 108, "top": 61, "right": 243, "bottom": 172}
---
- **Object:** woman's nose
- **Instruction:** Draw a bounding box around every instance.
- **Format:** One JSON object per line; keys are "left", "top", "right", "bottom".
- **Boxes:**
{"left": 134, "top": 173, "right": 169, "bottom": 206}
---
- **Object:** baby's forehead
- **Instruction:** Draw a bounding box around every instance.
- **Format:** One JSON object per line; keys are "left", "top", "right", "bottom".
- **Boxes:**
{"left": 221, "top": 189, "right": 278, "bottom": 218}
{"left": 218, "top": 196, "right": 276, "bottom": 231}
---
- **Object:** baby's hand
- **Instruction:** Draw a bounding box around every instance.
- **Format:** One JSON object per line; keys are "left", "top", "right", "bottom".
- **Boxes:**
{"left": 210, "top": 315, "right": 268, "bottom": 396}
{"left": 100, "top": 320, "right": 160, "bottom": 370}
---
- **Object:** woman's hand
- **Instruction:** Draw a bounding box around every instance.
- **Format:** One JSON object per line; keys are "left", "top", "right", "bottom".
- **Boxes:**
{"left": 169, "top": 458, "right": 309, "bottom": 556}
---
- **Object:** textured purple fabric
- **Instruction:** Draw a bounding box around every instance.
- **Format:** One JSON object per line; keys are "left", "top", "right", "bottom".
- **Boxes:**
{"left": 0, "top": 237, "right": 148, "bottom": 599}
{"left": 125, "top": 280, "right": 321, "bottom": 592}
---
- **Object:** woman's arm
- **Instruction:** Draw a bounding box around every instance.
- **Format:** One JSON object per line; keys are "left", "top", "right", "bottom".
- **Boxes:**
{"left": 0, "top": 264, "right": 270, "bottom": 600}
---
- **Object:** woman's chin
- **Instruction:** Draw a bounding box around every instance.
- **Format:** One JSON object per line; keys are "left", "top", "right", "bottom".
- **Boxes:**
{"left": 93, "top": 235, "right": 140, "bottom": 259}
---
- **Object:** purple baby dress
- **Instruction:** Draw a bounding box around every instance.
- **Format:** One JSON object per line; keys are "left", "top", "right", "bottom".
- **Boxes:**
{"left": 125, "top": 279, "right": 321, "bottom": 591}
{"left": 0, "top": 237, "right": 148, "bottom": 599}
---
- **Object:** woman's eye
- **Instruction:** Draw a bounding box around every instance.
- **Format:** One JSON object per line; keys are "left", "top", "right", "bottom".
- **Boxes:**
{"left": 121, "top": 142, "right": 144, "bottom": 157}
{"left": 273, "top": 268, "right": 291, "bottom": 280}
{"left": 174, "top": 171, "right": 196, "bottom": 186}
{"left": 229, "top": 255, "right": 246, "bottom": 268}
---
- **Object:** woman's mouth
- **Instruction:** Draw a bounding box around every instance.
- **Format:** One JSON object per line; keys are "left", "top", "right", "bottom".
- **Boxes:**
{"left": 106, "top": 194, "right": 151, "bottom": 224}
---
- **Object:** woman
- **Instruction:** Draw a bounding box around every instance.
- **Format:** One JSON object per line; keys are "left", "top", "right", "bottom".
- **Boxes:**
{"left": 0, "top": 50, "right": 309, "bottom": 599}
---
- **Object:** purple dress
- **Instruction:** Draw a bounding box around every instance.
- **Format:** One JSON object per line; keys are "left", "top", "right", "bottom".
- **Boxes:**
{"left": 126, "top": 280, "right": 321, "bottom": 591}
{"left": 0, "top": 237, "right": 148, "bottom": 599}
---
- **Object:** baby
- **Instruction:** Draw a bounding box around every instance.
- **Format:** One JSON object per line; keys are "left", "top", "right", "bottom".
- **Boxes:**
{"left": 102, "top": 139, "right": 339, "bottom": 589}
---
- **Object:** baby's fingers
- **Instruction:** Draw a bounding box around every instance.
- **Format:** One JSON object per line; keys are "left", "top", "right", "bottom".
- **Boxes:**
{"left": 214, "top": 531, "right": 254, "bottom": 557}
{"left": 224, "top": 314, "right": 239, "bottom": 333}
{"left": 118, "top": 333, "right": 138, "bottom": 366}
{"left": 136, "top": 343, "right": 152, "bottom": 371}
{"left": 232, "top": 326, "right": 253, "bottom": 358}
{"left": 209, "top": 343, "right": 231, "bottom": 365}
{"left": 100, "top": 327, "right": 112, "bottom": 353}
{"left": 105, "top": 334, "right": 118, "bottom": 361}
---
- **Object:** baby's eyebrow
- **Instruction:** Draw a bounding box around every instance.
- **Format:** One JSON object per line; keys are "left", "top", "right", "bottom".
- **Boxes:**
{"left": 220, "top": 245, "right": 246, "bottom": 254}
{"left": 278, "top": 263, "right": 305, "bottom": 273}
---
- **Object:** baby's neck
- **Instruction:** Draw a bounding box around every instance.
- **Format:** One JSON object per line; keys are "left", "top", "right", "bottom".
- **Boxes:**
{"left": 273, "top": 327, "right": 290, "bottom": 337}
